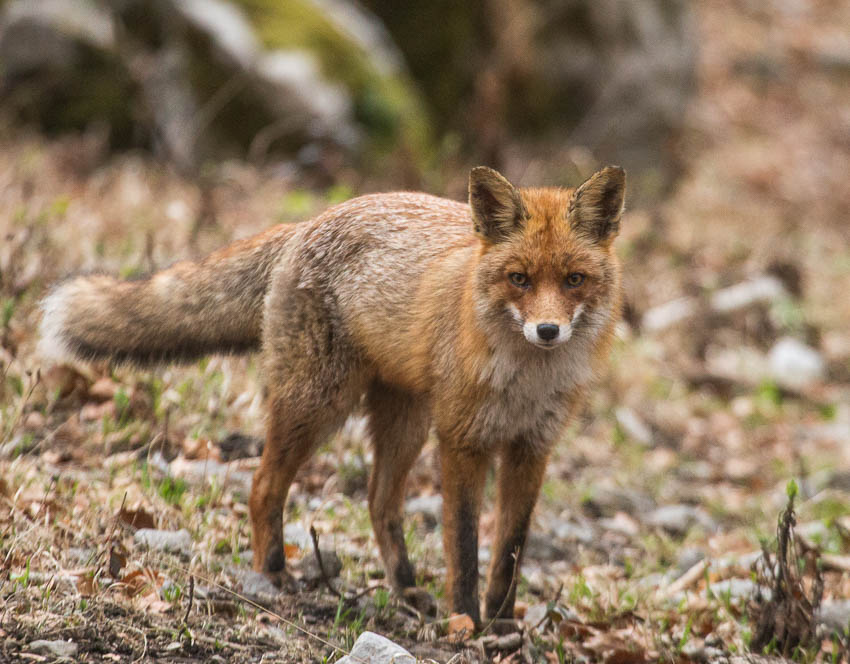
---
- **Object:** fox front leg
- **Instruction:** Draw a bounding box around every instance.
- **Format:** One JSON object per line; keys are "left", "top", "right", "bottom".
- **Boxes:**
{"left": 439, "top": 441, "right": 488, "bottom": 626}
{"left": 484, "top": 442, "right": 549, "bottom": 620}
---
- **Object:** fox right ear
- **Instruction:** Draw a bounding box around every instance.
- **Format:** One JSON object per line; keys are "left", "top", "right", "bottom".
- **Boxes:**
{"left": 469, "top": 166, "right": 526, "bottom": 242}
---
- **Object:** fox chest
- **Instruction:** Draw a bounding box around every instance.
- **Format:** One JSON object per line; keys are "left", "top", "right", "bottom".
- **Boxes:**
{"left": 451, "top": 347, "right": 593, "bottom": 448}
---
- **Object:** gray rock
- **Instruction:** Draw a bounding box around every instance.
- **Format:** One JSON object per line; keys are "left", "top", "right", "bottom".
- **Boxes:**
{"left": 134, "top": 528, "right": 192, "bottom": 558}
{"left": 27, "top": 640, "right": 78, "bottom": 659}
{"left": 0, "top": 0, "right": 114, "bottom": 76}
{"left": 817, "top": 599, "right": 850, "bottom": 633}
{"left": 767, "top": 337, "right": 825, "bottom": 389}
{"left": 584, "top": 486, "right": 655, "bottom": 518}
{"left": 337, "top": 631, "right": 415, "bottom": 664}
{"left": 230, "top": 568, "right": 279, "bottom": 599}
{"left": 405, "top": 494, "right": 443, "bottom": 525}
{"left": 552, "top": 520, "right": 596, "bottom": 544}
{"left": 296, "top": 548, "right": 343, "bottom": 582}
{"left": 644, "top": 504, "right": 716, "bottom": 536}
{"left": 675, "top": 547, "right": 706, "bottom": 575}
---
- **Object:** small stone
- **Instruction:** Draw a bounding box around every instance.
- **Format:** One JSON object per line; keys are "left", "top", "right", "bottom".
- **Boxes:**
{"left": 27, "top": 640, "right": 78, "bottom": 659}
{"left": 644, "top": 504, "right": 715, "bottom": 536}
{"left": 134, "top": 528, "right": 192, "bottom": 558}
{"left": 680, "top": 638, "right": 706, "bottom": 661}
{"left": 709, "top": 578, "right": 770, "bottom": 602}
{"left": 404, "top": 494, "right": 443, "bottom": 526}
{"left": 767, "top": 337, "right": 825, "bottom": 390}
{"left": 817, "top": 599, "right": 850, "bottom": 633}
{"left": 232, "top": 568, "right": 279, "bottom": 599}
{"left": 337, "top": 631, "right": 415, "bottom": 663}
{"left": 599, "top": 511, "right": 640, "bottom": 537}
{"left": 552, "top": 520, "right": 595, "bottom": 544}
{"left": 675, "top": 547, "right": 706, "bottom": 575}
{"left": 296, "top": 548, "right": 342, "bottom": 582}
{"left": 283, "top": 522, "right": 312, "bottom": 549}
{"left": 614, "top": 407, "right": 652, "bottom": 446}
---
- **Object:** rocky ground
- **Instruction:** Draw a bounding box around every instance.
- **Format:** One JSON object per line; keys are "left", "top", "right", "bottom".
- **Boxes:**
{"left": 2, "top": 1, "right": 850, "bottom": 662}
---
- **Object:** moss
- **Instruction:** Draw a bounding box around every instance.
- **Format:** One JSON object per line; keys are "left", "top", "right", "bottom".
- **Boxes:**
{"left": 232, "top": 0, "right": 432, "bottom": 158}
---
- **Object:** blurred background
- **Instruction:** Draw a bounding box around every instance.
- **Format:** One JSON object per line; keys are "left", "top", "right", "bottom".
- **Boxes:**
{"left": 2, "top": 1, "right": 850, "bottom": 660}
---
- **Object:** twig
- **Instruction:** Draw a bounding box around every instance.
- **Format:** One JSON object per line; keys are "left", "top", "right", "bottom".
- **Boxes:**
{"left": 169, "top": 564, "right": 364, "bottom": 662}
{"left": 480, "top": 546, "right": 521, "bottom": 636}
{"left": 309, "top": 525, "right": 343, "bottom": 599}
{"left": 182, "top": 575, "right": 194, "bottom": 625}
{"left": 308, "top": 525, "right": 391, "bottom": 606}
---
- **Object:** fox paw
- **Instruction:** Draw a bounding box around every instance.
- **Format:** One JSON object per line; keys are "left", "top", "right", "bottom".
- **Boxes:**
{"left": 399, "top": 586, "right": 437, "bottom": 616}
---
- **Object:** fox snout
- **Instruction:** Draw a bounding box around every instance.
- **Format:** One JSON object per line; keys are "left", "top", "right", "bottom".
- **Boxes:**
{"left": 517, "top": 304, "right": 586, "bottom": 348}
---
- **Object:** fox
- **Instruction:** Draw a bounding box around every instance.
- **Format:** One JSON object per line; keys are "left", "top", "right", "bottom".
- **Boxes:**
{"left": 39, "top": 165, "right": 625, "bottom": 625}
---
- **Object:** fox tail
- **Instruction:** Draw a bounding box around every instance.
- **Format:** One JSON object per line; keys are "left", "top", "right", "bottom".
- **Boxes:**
{"left": 38, "top": 225, "right": 294, "bottom": 366}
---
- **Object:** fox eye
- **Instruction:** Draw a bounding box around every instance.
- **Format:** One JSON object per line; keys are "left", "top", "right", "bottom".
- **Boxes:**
{"left": 565, "top": 273, "right": 585, "bottom": 288}
{"left": 508, "top": 272, "right": 529, "bottom": 288}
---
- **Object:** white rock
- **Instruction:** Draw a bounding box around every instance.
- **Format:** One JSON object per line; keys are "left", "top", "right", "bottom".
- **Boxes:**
{"left": 710, "top": 275, "right": 785, "bottom": 313}
{"left": 405, "top": 494, "right": 443, "bottom": 524}
{"left": 134, "top": 528, "right": 192, "bottom": 557}
{"left": 27, "top": 640, "right": 78, "bottom": 659}
{"left": 642, "top": 296, "right": 697, "bottom": 332}
{"left": 337, "top": 631, "right": 415, "bottom": 664}
{"left": 818, "top": 599, "right": 850, "bottom": 633}
{"left": 175, "top": 0, "right": 259, "bottom": 68}
{"left": 614, "top": 407, "right": 652, "bottom": 446}
{"left": 644, "top": 504, "right": 716, "bottom": 536}
{"left": 767, "top": 337, "right": 825, "bottom": 389}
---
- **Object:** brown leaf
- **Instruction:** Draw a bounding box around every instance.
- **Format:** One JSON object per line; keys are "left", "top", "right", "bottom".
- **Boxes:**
{"left": 447, "top": 613, "right": 475, "bottom": 642}
{"left": 118, "top": 507, "right": 156, "bottom": 530}
{"left": 108, "top": 545, "right": 128, "bottom": 579}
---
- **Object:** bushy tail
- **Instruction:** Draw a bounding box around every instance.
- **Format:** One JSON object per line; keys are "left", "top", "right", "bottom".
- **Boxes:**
{"left": 39, "top": 224, "right": 295, "bottom": 366}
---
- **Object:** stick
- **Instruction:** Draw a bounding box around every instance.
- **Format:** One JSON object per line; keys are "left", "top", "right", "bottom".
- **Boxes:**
{"left": 480, "top": 546, "right": 521, "bottom": 636}
{"left": 182, "top": 575, "right": 194, "bottom": 625}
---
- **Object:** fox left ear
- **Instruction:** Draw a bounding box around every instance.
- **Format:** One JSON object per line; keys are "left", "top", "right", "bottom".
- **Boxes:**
{"left": 469, "top": 166, "right": 526, "bottom": 243}
{"left": 569, "top": 166, "right": 626, "bottom": 242}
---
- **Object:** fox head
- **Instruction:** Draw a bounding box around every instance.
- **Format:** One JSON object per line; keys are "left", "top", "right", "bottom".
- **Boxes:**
{"left": 469, "top": 165, "right": 625, "bottom": 350}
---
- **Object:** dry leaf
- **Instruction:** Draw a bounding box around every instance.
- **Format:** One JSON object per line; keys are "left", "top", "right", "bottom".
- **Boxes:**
{"left": 447, "top": 613, "right": 475, "bottom": 642}
{"left": 118, "top": 507, "right": 156, "bottom": 530}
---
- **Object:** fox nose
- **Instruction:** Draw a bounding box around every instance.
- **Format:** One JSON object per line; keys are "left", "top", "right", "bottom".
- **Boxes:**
{"left": 536, "top": 323, "right": 559, "bottom": 341}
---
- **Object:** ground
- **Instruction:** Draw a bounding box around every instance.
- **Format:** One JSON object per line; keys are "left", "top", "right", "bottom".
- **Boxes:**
{"left": 2, "top": 1, "right": 850, "bottom": 662}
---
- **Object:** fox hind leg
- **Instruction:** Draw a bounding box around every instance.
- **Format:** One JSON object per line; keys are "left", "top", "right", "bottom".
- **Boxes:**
{"left": 250, "top": 283, "right": 368, "bottom": 584}
{"left": 365, "top": 382, "right": 433, "bottom": 611}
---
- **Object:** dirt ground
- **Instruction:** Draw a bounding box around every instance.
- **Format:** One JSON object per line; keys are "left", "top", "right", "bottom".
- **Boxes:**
{"left": 2, "top": 1, "right": 850, "bottom": 662}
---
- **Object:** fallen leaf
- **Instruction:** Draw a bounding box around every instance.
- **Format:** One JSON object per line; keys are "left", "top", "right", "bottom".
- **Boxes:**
{"left": 447, "top": 613, "right": 475, "bottom": 642}
{"left": 118, "top": 507, "right": 156, "bottom": 530}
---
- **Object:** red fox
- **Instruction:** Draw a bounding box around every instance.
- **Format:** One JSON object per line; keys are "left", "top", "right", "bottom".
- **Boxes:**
{"left": 39, "top": 165, "right": 625, "bottom": 625}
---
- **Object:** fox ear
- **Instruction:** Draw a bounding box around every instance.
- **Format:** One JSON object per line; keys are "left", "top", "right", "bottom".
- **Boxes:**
{"left": 569, "top": 166, "right": 626, "bottom": 242}
{"left": 469, "top": 166, "right": 526, "bottom": 242}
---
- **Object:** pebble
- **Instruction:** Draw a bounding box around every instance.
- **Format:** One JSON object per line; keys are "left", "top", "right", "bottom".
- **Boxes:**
{"left": 817, "top": 599, "right": 850, "bottom": 633}
{"left": 614, "top": 407, "right": 653, "bottom": 446}
{"left": 767, "top": 337, "right": 825, "bottom": 389}
{"left": 404, "top": 494, "right": 443, "bottom": 526}
{"left": 230, "top": 568, "right": 279, "bottom": 599}
{"left": 644, "top": 504, "right": 716, "bottom": 536}
{"left": 134, "top": 528, "right": 192, "bottom": 558}
{"left": 336, "top": 631, "right": 415, "bottom": 663}
{"left": 27, "top": 640, "right": 78, "bottom": 659}
{"left": 296, "top": 548, "right": 342, "bottom": 582}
